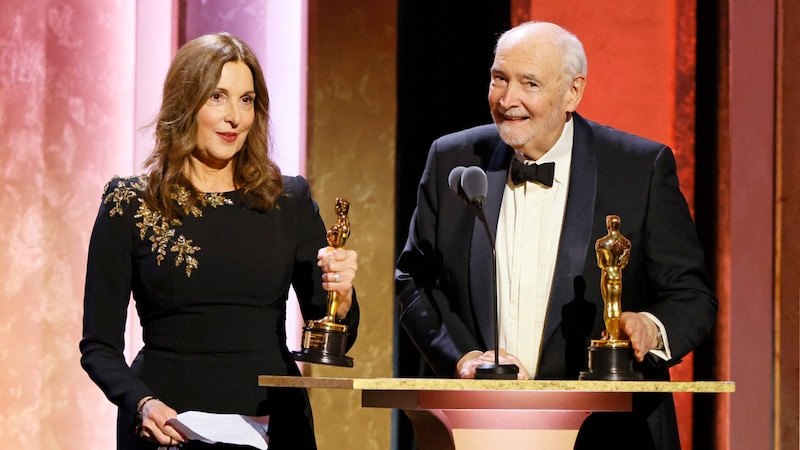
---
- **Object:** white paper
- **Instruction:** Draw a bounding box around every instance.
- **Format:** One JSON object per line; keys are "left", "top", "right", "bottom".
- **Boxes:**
{"left": 166, "top": 410, "right": 269, "bottom": 450}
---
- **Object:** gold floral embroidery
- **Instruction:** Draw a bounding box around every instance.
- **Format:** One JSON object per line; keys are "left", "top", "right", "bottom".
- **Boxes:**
{"left": 104, "top": 178, "right": 146, "bottom": 217}
{"left": 103, "top": 176, "right": 233, "bottom": 277}
{"left": 171, "top": 235, "right": 199, "bottom": 277}
{"left": 170, "top": 184, "right": 232, "bottom": 217}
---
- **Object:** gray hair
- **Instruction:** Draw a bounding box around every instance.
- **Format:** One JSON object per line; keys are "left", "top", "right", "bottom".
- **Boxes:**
{"left": 496, "top": 21, "right": 588, "bottom": 78}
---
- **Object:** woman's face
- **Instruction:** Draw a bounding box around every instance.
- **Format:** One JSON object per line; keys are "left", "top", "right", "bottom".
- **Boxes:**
{"left": 193, "top": 61, "right": 256, "bottom": 169}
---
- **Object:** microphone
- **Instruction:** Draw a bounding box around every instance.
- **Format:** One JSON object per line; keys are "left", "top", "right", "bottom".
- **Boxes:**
{"left": 448, "top": 166, "right": 466, "bottom": 200}
{"left": 460, "top": 166, "right": 488, "bottom": 209}
{"left": 449, "top": 166, "right": 488, "bottom": 210}
{"left": 447, "top": 166, "right": 519, "bottom": 380}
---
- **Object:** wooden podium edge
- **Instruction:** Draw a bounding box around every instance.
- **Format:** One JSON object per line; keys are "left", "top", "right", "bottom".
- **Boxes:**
{"left": 257, "top": 376, "right": 735, "bottom": 393}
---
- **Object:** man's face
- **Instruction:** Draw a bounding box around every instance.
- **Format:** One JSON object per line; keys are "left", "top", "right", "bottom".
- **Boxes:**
{"left": 488, "top": 32, "right": 581, "bottom": 160}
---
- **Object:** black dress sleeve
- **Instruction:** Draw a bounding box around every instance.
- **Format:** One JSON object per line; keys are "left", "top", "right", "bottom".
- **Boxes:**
{"left": 79, "top": 177, "right": 154, "bottom": 422}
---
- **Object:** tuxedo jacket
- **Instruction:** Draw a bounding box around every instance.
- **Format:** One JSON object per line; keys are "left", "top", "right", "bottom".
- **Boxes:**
{"left": 395, "top": 113, "right": 717, "bottom": 449}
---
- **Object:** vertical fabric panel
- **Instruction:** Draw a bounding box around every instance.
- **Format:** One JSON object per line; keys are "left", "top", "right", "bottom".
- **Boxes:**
{"left": 183, "top": 0, "right": 267, "bottom": 53}
{"left": 727, "top": 0, "right": 776, "bottom": 448}
{"left": 135, "top": 0, "right": 177, "bottom": 168}
{"left": 306, "top": 1, "right": 397, "bottom": 449}
{"left": 775, "top": 0, "right": 800, "bottom": 448}
{"left": 0, "top": 0, "right": 136, "bottom": 448}
{"left": 693, "top": 2, "right": 729, "bottom": 448}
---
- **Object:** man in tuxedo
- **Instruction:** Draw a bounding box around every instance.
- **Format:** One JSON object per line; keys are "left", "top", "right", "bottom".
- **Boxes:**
{"left": 395, "top": 21, "right": 717, "bottom": 449}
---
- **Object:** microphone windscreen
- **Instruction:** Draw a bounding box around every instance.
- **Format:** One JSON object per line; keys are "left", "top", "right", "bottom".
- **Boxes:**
{"left": 448, "top": 166, "right": 466, "bottom": 197}
{"left": 461, "top": 166, "right": 488, "bottom": 202}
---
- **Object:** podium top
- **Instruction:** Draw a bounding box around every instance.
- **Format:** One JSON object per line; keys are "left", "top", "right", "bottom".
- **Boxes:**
{"left": 257, "top": 376, "right": 734, "bottom": 393}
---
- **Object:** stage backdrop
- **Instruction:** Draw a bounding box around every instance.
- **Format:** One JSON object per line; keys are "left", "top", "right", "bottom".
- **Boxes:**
{"left": 0, "top": 1, "right": 136, "bottom": 448}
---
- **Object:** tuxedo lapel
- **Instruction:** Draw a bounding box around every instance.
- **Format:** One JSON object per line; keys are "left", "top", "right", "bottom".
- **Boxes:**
{"left": 541, "top": 114, "right": 598, "bottom": 346}
{"left": 469, "top": 141, "right": 514, "bottom": 349}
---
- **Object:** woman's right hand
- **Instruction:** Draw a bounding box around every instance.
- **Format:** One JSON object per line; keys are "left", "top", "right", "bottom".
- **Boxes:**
{"left": 137, "top": 397, "right": 186, "bottom": 446}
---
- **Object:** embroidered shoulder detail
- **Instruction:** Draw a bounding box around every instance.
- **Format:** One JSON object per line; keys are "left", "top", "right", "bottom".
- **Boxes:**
{"left": 171, "top": 184, "right": 234, "bottom": 217}
{"left": 101, "top": 177, "right": 233, "bottom": 277}
{"left": 103, "top": 177, "right": 147, "bottom": 217}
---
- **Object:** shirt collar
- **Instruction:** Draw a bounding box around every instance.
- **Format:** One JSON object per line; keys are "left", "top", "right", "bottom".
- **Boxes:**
{"left": 513, "top": 117, "right": 574, "bottom": 186}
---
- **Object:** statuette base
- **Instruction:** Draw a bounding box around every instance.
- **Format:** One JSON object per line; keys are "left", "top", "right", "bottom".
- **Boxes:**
{"left": 292, "top": 324, "right": 353, "bottom": 368}
{"left": 579, "top": 344, "right": 643, "bottom": 381}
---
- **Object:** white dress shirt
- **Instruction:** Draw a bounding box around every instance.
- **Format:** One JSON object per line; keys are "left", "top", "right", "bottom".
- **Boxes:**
{"left": 495, "top": 118, "right": 671, "bottom": 376}
{"left": 495, "top": 119, "right": 573, "bottom": 374}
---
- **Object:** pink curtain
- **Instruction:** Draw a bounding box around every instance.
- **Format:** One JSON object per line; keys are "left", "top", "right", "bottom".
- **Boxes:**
{"left": 1, "top": 1, "right": 136, "bottom": 448}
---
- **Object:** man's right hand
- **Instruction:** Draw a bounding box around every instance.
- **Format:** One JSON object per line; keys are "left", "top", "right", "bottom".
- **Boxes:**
{"left": 455, "top": 349, "right": 531, "bottom": 380}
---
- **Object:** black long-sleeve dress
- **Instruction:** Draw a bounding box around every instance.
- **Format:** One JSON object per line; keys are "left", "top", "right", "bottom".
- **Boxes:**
{"left": 80, "top": 175, "right": 359, "bottom": 450}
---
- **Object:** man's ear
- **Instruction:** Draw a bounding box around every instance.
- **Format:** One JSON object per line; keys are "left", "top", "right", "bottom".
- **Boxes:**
{"left": 566, "top": 74, "right": 586, "bottom": 113}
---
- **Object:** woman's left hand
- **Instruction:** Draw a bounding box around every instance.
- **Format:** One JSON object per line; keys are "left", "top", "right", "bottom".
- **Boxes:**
{"left": 318, "top": 247, "right": 358, "bottom": 318}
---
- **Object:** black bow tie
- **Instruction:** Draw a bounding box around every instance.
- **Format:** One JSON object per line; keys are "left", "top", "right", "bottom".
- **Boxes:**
{"left": 510, "top": 158, "right": 555, "bottom": 187}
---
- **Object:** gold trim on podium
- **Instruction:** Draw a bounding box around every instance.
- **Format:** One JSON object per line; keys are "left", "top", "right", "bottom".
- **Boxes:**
{"left": 258, "top": 376, "right": 735, "bottom": 393}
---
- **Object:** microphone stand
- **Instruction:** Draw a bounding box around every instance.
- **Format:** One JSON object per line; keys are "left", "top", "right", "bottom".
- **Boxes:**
{"left": 472, "top": 206, "right": 519, "bottom": 380}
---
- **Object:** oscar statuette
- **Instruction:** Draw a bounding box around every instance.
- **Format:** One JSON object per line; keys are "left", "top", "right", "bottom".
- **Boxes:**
{"left": 579, "top": 215, "right": 643, "bottom": 381}
{"left": 292, "top": 198, "right": 354, "bottom": 367}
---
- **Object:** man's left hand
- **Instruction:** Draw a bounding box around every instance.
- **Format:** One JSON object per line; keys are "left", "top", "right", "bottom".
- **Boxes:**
{"left": 620, "top": 312, "right": 660, "bottom": 362}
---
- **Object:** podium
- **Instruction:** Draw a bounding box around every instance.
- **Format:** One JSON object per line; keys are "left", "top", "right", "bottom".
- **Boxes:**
{"left": 258, "top": 376, "right": 734, "bottom": 450}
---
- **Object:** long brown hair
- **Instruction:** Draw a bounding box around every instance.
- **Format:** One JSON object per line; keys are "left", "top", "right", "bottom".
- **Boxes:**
{"left": 143, "top": 32, "right": 283, "bottom": 219}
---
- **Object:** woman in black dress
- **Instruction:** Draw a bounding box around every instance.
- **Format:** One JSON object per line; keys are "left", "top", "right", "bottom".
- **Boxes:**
{"left": 79, "top": 32, "right": 359, "bottom": 450}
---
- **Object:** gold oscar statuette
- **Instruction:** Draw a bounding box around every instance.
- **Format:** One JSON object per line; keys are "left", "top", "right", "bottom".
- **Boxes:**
{"left": 579, "top": 215, "right": 643, "bottom": 380}
{"left": 292, "top": 198, "right": 354, "bottom": 367}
